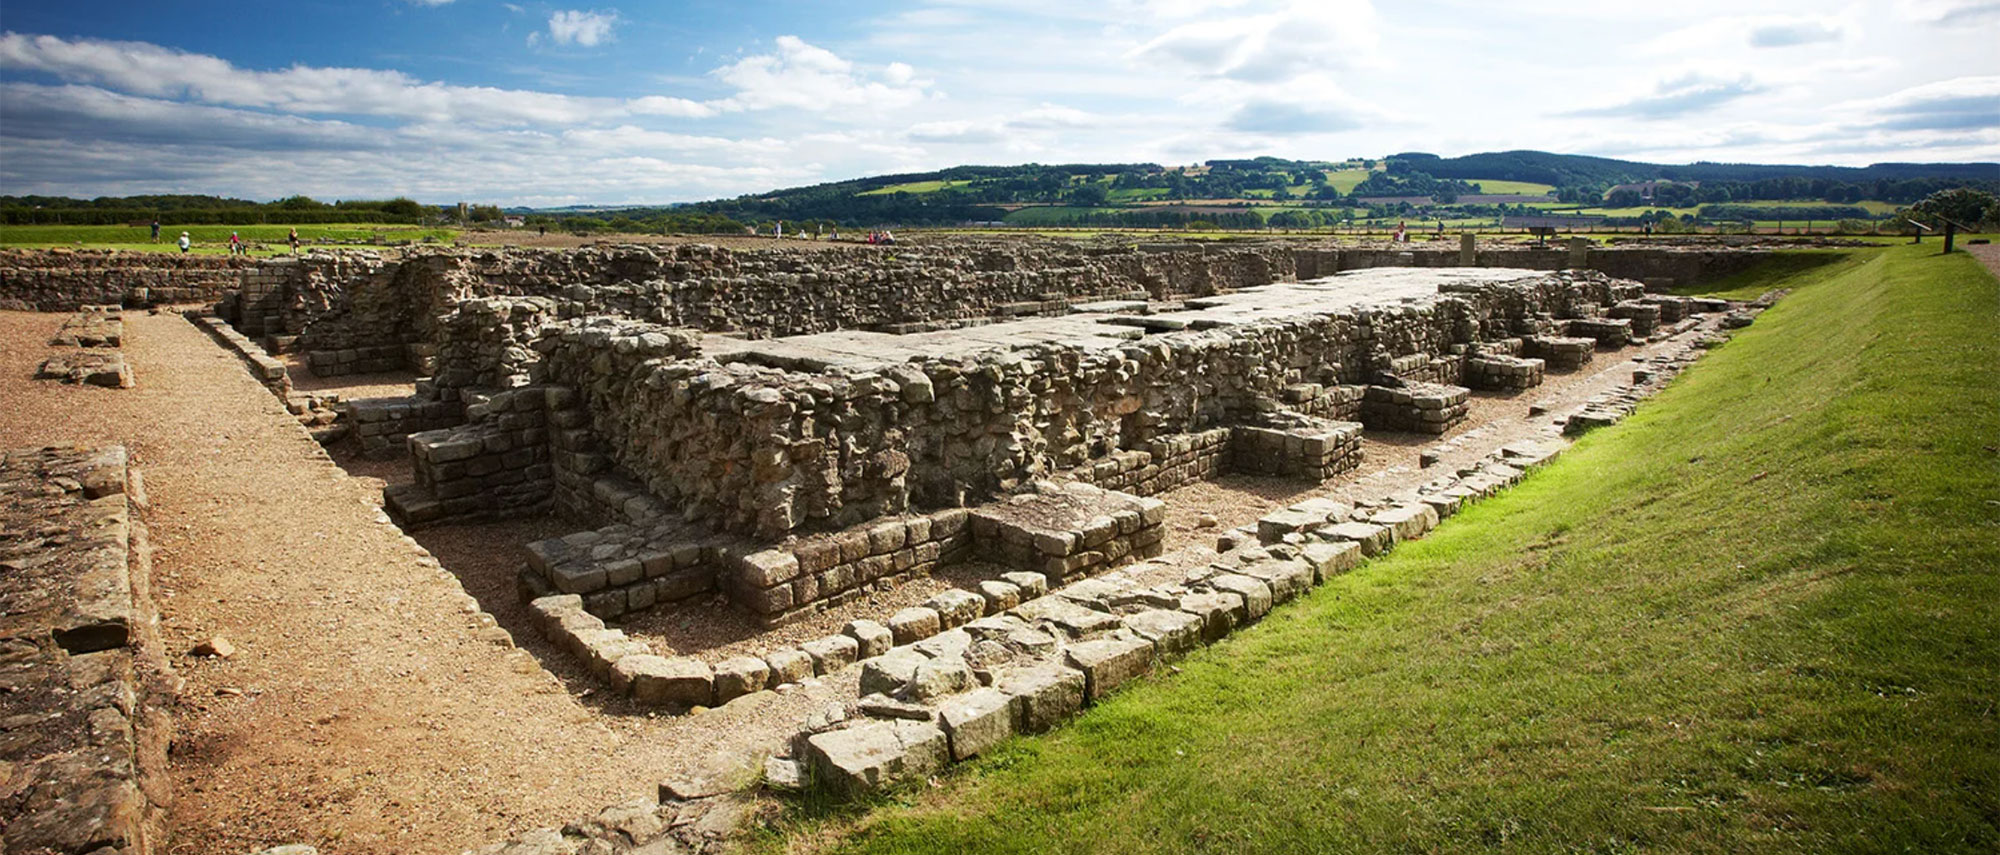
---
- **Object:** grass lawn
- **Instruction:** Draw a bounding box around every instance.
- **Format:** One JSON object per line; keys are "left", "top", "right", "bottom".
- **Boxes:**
{"left": 0, "top": 223, "right": 459, "bottom": 254}
{"left": 763, "top": 243, "right": 2000, "bottom": 854}
{"left": 1324, "top": 168, "right": 1375, "bottom": 194}
{"left": 1466, "top": 178, "right": 1557, "bottom": 195}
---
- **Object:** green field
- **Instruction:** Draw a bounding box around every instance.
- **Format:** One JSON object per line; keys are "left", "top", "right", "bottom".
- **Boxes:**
{"left": 1323, "top": 168, "right": 1376, "bottom": 194}
{"left": 766, "top": 242, "right": 2000, "bottom": 854}
{"left": 0, "top": 223, "right": 460, "bottom": 255}
{"left": 1466, "top": 178, "right": 1556, "bottom": 195}
{"left": 857, "top": 180, "right": 975, "bottom": 196}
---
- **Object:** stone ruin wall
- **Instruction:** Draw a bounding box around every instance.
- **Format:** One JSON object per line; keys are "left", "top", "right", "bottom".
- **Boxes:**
{"left": 399, "top": 270, "right": 1635, "bottom": 544}
{"left": 0, "top": 249, "right": 255, "bottom": 311}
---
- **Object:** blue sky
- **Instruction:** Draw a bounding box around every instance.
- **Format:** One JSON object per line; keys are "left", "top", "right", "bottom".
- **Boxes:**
{"left": 2, "top": 0, "right": 1997, "bottom": 205}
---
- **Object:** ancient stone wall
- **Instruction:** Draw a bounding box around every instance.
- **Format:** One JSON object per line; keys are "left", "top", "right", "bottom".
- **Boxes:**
{"left": 0, "top": 444, "right": 172, "bottom": 855}
{"left": 484, "top": 270, "right": 1636, "bottom": 542}
{"left": 0, "top": 249, "right": 255, "bottom": 311}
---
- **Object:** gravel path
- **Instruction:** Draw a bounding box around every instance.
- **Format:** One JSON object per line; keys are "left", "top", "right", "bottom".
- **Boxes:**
{"left": 0, "top": 310, "right": 843, "bottom": 855}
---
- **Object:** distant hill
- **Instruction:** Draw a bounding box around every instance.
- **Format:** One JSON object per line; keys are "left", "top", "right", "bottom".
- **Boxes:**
{"left": 659, "top": 151, "right": 1995, "bottom": 227}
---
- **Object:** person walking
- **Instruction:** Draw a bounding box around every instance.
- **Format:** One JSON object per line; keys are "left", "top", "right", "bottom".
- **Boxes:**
{"left": 289, "top": 227, "right": 300, "bottom": 255}
{"left": 177, "top": 232, "right": 191, "bottom": 253}
{"left": 229, "top": 232, "right": 243, "bottom": 256}
{"left": 150, "top": 220, "right": 160, "bottom": 242}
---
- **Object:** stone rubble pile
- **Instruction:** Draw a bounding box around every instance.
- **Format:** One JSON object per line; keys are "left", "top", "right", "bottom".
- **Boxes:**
{"left": 36, "top": 305, "right": 133, "bottom": 388}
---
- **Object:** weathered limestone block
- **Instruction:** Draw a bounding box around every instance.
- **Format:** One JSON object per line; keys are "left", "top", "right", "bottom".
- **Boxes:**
{"left": 1206, "top": 574, "right": 1273, "bottom": 622}
{"left": 995, "top": 661, "right": 1087, "bottom": 733}
{"left": 625, "top": 656, "right": 714, "bottom": 707}
{"left": 1065, "top": 636, "right": 1155, "bottom": 700}
{"left": 938, "top": 687, "right": 1019, "bottom": 761}
{"left": 1368, "top": 503, "right": 1439, "bottom": 543}
{"left": 1122, "top": 609, "right": 1204, "bottom": 658}
{"left": 1179, "top": 590, "right": 1242, "bottom": 642}
{"left": 764, "top": 648, "right": 815, "bottom": 686}
{"left": 858, "top": 646, "right": 931, "bottom": 697}
{"left": 843, "top": 619, "right": 894, "bottom": 659}
{"left": 1317, "top": 520, "right": 1395, "bottom": 556}
{"left": 805, "top": 719, "right": 948, "bottom": 796}
{"left": 800, "top": 634, "right": 860, "bottom": 675}
{"left": 887, "top": 607, "right": 942, "bottom": 645}
{"left": 712, "top": 656, "right": 771, "bottom": 704}
{"left": 925, "top": 589, "right": 986, "bottom": 629}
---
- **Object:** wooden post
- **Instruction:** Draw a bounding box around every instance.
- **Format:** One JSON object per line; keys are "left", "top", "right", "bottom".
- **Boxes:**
{"left": 1944, "top": 221, "right": 1957, "bottom": 253}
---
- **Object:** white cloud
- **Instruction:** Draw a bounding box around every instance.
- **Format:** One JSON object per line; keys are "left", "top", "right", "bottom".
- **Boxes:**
{"left": 711, "top": 36, "right": 929, "bottom": 112}
{"left": 546, "top": 10, "right": 620, "bottom": 47}
{"left": 1127, "top": 0, "right": 1379, "bottom": 82}
{"left": 1564, "top": 73, "right": 1768, "bottom": 120}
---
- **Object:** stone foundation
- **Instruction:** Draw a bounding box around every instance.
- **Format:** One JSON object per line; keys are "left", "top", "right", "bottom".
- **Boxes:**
{"left": 0, "top": 444, "right": 172, "bottom": 855}
{"left": 1359, "top": 383, "right": 1471, "bottom": 434}
{"left": 1524, "top": 335, "right": 1597, "bottom": 371}
{"left": 1227, "top": 420, "right": 1365, "bottom": 480}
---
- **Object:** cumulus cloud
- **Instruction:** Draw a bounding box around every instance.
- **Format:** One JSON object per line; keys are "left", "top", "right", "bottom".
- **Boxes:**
{"left": 1127, "top": 0, "right": 1378, "bottom": 82}
{"left": 0, "top": 32, "right": 616, "bottom": 125}
{"left": 0, "top": 32, "right": 927, "bottom": 126}
{"left": 1844, "top": 75, "right": 2000, "bottom": 131}
{"left": 1894, "top": 0, "right": 2000, "bottom": 25}
{"left": 546, "top": 10, "right": 620, "bottom": 47}
{"left": 711, "top": 36, "right": 928, "bottom": 112}
{"left": 1748, "top": 20, "right": 1845, "bottom": 46}
{"left": 1224, "top": 99, "right": 1363, "bottom": 134}
{"left": 1563, "top": 73, "right": 1766, "bottom": 119}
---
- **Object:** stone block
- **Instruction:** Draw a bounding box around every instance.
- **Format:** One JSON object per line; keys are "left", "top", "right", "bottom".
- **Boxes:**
{"left": 800, "top": 634, "right": 860, "bottom": 674}
{"left": 995, "top": 661, "right": 1086, "bottom": 733}
{"left": 764, "top": 648, "right": 814, "bottom": 687}
{"left": 1065, "top": 636, "right": 1155, "bottom": 700}
{"left": 887, "top": 607, "right": 942, "bottom": 645}
{"left": 712, "top": 656, "right": 771, "bottom": 704}
{"left": 620, "top": 655, "right": 714, "bottom": 707}
{"left": 925, "top": 589, "right": 986, "bottom": 628}
{"left": 938, "top": 688, "right": 1019, "bottom": 761}
{"left": 1207, "top": 574, "right": 1273, "bottom": 621}
{"left": 843, "top": 619, "right": 894, "bottom": 659}
{"left": 805, "top": 719, "right": 948, "bottom": 797}
{"left": 1122, "top": 609, "right": 1204, "bottom": 658}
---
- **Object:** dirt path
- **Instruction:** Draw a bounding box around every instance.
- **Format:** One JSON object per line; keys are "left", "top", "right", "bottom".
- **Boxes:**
{"left": 0, "top": 311, "right": 839, "bottom": 855}
{"left": 1967, "top": 241, "right": 2000, "bottom": 280}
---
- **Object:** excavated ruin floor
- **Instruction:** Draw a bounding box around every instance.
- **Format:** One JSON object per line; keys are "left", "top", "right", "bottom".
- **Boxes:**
{"left": 0, "top": 309, "right": 851, "bottom": 855}
{"left": 0, "top": 265, "right": 1725, "bottom": 854}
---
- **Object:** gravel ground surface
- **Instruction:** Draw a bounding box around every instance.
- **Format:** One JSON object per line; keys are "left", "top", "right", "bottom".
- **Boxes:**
{"left": 0, "top": 310, "right": 853, "bottom": 855}
{"left": 281, "top": 352, "right": 419, "bottom": 399}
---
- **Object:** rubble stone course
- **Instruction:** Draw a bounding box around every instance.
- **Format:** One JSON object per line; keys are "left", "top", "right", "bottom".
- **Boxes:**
{"left": 0, "top": 444, "right": 172, "bottom": 855}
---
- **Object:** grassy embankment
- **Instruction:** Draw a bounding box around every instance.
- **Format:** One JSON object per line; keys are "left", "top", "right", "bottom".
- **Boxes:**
{"left": 767, "top": 242, "right": 2000, "bottom": 854}
{"left": 0, "top": 223, "right": 459, "bottom": 255}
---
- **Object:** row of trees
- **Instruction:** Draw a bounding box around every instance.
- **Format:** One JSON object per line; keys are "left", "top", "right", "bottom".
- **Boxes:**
{"left": 0, "top": 194, "right": 435, "bottom": 226}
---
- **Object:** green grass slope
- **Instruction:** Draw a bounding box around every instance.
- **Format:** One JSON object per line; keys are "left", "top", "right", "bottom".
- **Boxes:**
{"left": 770, "top": 243, "right": 2000, "bottom": 854}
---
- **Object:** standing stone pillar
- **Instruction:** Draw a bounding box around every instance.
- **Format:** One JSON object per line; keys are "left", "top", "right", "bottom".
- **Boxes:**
{"left": 1567, "top": 236, "right": 1590, "bottom": 270}
{"left": 1459, "top": 233, "right": 1476, "bottom": 266}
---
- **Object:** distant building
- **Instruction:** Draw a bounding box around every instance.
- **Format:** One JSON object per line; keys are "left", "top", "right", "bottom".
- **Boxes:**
{"left": 503, "top": 216, "right": 526, "bottom": 228}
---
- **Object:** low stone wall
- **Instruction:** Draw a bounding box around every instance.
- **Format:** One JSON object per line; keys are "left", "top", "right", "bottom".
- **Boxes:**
{"left": 0, "top": 249, "right": 252, "bottom": 311}
{"left": 1358, "top": 383, "right": 1472, "bottom": 435}
{"left": 1227, "top": 420, "right": 1365, "bottom": 480}
{"left": 1067, "top": 428, "right": 1230, "bottom": 495}
{"left": 0, "top": 444, "right": 173, "bottom": 855}
{"left": 509, "top": 270, "right": 1635, "bottom": 542}
{"left": 348, "top": 395, "right": 465, "bottom": 457}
